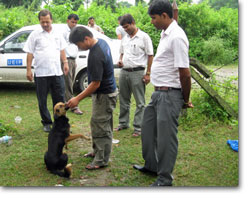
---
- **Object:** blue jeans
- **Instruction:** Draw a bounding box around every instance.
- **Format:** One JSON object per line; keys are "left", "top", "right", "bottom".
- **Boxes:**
{"left": 34, "top": 75, "right": 65, "bottom": 126}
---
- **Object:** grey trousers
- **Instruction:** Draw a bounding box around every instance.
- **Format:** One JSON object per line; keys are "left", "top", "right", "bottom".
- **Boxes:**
{"left": 141, "top": 89, "right": 184, "bottom": 185}
{"left": 62, "top": 59, "right": 76, "bottom": 100}
{"left": 118, "top": 69, "right": 145, "bottom": 131}
{"left": 90, "top": 90, "right": 118, "bottom": 166}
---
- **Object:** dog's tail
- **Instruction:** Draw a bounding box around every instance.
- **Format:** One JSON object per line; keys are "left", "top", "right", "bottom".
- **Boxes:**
{"left": 50, "top": 164, "right": 72, "bottom": 178}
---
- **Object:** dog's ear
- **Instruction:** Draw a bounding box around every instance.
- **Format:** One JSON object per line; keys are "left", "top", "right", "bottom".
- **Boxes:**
{"left": 65, "top": 104, "right": 70, "bottom": 111}
{"left": 54, "top": 113, "right": 59, "bottom": 119}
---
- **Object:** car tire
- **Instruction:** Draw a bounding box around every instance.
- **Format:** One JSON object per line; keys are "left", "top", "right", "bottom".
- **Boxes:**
{"left": 78, "top": 71, "right": 88, "bottom": 92}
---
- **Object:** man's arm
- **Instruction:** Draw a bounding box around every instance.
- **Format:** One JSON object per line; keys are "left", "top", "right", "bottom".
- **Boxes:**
{"left": 179, "top": 68, "right": 193, "bottom": 108}
{"left": 118, "top": 54, "right": 124, "bottom": 68}
{"left": 60, "top": 50, "right": 69, "bottom": 75}
{"left": 26, "top": 53, "right": 34, "bottom": 82}
{"left": 67, "top": 81, "right": 100, "bottom": 108}
{"left": 143, "top": 55, "right": 153, "bottom": 85}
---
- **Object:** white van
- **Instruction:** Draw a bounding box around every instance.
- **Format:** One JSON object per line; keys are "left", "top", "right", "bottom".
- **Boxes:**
{"left": 0, "top": 24, "right": 121, "bottom": 91}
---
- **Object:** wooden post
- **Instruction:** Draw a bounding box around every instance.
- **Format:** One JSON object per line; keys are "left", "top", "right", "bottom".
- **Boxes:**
{"left": 173, "top": 0, "right": 178, "bottom": 22}
{"left": 190, "top": 67, "right": 238, "bottom": 119}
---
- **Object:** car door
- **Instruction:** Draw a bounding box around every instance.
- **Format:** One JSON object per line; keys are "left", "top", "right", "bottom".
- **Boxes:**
{"left": 0, "top": 30, "right": 32, "bottom": 82}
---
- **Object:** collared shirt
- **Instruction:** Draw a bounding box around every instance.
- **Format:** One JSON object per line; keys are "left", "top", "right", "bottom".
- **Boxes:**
{"left": 23, "top": 25, "right": 67, "bottom": 77}
{"left": 119, "top": 29, "right": 153, "bottom": 68}
{"left": 62, "top": 24, "right": 78, "bottom": 58}
{"left": 151, "top": 20, "right": 189, "bottom": 88}
{"left": 115, "top": 25, "right": 126, "bottom": 39}
{"left": 88, "top": 24, "right": 104, "bottom": 34}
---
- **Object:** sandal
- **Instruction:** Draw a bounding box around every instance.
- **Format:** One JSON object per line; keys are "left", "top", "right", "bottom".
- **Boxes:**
{"left": 132, "top": 130, "right": 141, "bottom": 137}
{"left": 114, "top": 125, "right": 129, "bottom": 132}
{"left": 84, "top": 152, "right": 95, "bottom": 158}
{"left": 85, "top": 164, "right": 105, "bottom": 170}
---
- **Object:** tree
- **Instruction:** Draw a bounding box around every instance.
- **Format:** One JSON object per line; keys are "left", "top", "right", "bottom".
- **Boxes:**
{"left": 0, "top": 0, "right": 42, "bottom": 8}
{"left": 199, "top": 0, "right": 238, "bottom": 9}
{"left": 53, "top": 0, "right": 84, "bottom": 11}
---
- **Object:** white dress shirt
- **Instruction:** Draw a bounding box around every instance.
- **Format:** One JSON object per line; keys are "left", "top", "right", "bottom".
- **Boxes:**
{"left": 62, "top": 24, "right": 78, "bottom": 58}
{"left": 119, "top": 29, "right": 154, "bottom": 68}
{"left": 23, "top": 25, "right": 67, "bottom": 77}
{"left": 151, "top": 20, "right": 189, "bottom": 88}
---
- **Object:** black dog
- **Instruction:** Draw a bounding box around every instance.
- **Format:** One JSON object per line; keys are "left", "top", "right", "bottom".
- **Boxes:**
{"left": 44, "top": 102, "right": 86, "bottom": 178}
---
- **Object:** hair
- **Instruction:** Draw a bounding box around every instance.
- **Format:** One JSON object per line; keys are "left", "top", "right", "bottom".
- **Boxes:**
{"left": 68, "top": 14, "right": 79, "bottom": 21}
{"left": 88, "top": 16, "right": 95, "bottom": 21}
{"left": 148, "top": 0, "right": 173, "bottom": 19}
{"left": 69, "top": 26, "right": 93, "bottom": 44}
{"left": 38, "top": 9, "right": 52, "bottom": 20}
{"left": 120, "top": 14, "right": 135, "bottom": 26}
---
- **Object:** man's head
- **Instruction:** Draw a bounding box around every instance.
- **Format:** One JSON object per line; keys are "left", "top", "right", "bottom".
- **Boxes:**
{"left": 120, "top": 14, "right": 137, "bottom": 36}
{"left": 69, "top": 26, "right": 94, "bottom": 51}
{"left": 38, "top": 9, "right": 53, "bottom": 32}
{"left": 148, "top": 0, "right": 173, "bottom": 30}
{"left": 88, "top": 16, "right": 95, "bottom": 27}
{"left": 67, "top": 14, "right": 79, "bottom": 29}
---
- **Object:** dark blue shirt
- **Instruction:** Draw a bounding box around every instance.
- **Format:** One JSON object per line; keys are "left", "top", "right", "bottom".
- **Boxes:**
{"left": 87, "top": 39, "right": 116, "bottom": 94}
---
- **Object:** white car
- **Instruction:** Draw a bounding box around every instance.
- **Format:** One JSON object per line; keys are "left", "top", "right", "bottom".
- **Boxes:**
{"left": 0, "top": 24, "right": 121, "bottom": 91}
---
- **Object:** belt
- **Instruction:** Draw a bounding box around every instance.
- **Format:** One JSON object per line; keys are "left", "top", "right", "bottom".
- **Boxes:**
{"left": 67, "top": 57, "right": 76, "bottom": 60}
{"left": 122, "top": 67, "right": 145, "bottom": 72}
{"left": 154, "top": 86, "right": 181, "bottom": 91}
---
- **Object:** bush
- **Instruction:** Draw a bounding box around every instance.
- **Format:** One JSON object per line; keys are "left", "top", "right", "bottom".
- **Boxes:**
{"left": 201, "top": 36, "right": 237, "bottom": 65}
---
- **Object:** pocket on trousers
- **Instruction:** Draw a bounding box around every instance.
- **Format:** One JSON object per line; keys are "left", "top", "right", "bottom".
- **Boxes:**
{"left": 91, "top": 118, "right": 111, "bottom": 138}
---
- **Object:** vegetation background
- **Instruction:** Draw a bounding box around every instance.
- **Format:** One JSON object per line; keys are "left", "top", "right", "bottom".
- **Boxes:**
{"left": 0, "top": 0, "right": 238, "bottom": 66}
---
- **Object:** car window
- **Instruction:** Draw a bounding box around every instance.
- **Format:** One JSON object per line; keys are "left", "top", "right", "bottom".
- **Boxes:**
{"left": 4, "top": 31, "right": 31, "bottom": 53}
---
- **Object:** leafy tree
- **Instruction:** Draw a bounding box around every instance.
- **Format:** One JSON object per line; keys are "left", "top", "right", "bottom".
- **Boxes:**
{"left": 199, "top": 0, "right": 238, "bottom": 9}
{"left": 53, "top": 0, "right": 83, "bottom": 11}
{"left": 0, "top": 0, "right": 42, "bottom": 8}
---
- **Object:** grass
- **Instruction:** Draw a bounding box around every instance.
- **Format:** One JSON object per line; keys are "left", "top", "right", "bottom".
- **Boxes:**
{"left": 0, "top": 76, "right": 238, "bottom": 186}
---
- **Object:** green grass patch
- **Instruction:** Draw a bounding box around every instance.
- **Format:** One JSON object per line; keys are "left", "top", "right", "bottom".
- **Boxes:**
{"left": 0, "top": 72, "right": 238, "bottom": 186}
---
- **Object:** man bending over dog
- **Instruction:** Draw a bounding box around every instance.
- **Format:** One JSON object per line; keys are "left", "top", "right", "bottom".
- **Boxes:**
{"left": 67, "top": 26, "right": 118, "bottom": 170}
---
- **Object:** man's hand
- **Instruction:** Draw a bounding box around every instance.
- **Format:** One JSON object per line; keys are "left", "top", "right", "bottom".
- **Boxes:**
{"left": 142, "top": 74, "right": 150, "bottom": 85}
{"left": 26, "top": 70, "right": 33, "bottom": 82}
{"left": 117, "top": 60, "right": 123, "bottom": 68}
{"left": 63, "top": 62, "right": 69, "bottom": 75}
{"left": 183, "top": 101, "right": 194, "bottom": 109}
{"left": 67, "top": 97, "right": 79, "bottom": 109}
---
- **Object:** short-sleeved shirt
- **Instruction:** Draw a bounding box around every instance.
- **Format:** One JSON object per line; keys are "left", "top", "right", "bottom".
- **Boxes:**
{"left": 88, "top": 24, "right": 104, "bottom": 34}
{"left": 119, "top": 29, "right": 154, "bottom": 68}
{"left": 151, "top": 20, "right": 189, "bottom": 88}
{"left": 23, "top": 25, "right": 67, "bottom": 77}
{"left": 88, "top": 39, "right": 116, "bottom": 94}
{"left": 62, "top": 24, "right": 78, "bottom": 58}
{"left": 115, "top": 25, "right": 126, "bottom": 39}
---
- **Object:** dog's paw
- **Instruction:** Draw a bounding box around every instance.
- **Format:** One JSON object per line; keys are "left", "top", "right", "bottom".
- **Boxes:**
{"left": 65, "top": 163, "right": 72, "bottom": 178}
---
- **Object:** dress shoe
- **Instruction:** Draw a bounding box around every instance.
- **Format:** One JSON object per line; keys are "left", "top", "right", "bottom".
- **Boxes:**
{"left": 133, "top": 165, "right": 157, "bottom": 175}
{"left": 43, "top": 124, "right": 52, "bottom": 132}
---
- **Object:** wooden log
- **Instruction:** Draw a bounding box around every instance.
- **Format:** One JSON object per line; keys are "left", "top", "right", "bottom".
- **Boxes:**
{"left": 190, "top": 67, "right": 238, "bottom": 119}
{"left": 190, "top": 58, "right": 212, "bottom": 78}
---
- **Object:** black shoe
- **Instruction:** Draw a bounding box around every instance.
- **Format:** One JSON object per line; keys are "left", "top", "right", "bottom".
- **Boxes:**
{"left": 150, "top": 180, "right": 172, "bottom": 187}
{"left": 43, "top": 124, "right": 51, "bottom": 132}
{"left": 133, "top": 165, "right": 157, "bottom": 176}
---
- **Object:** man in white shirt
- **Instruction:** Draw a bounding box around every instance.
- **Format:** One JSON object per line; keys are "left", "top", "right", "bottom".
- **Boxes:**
{"left": 87, "top": 16, "right": 104, "bottom": 34}
{"left": 115, "top": 14, "right": 154, "bottom": 137}
{"left": 133, "top": 0, "right": 193, "bottom": 186}
{"left": 115, "top": 16, "right": 126, "bottom": 40}
{"left": 23, "top": 10, "right": 69, "bottom": 132}
{"left": 62, "top": 14, "right": 83, "bottom": 115}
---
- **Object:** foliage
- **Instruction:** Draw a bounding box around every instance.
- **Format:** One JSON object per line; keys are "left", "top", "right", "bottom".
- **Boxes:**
{"left": 201, "top": 36, "right": 237, "bottom": 65}
{"left": 191, "top": 72, "right": 238, "bottom": 122}
{"left": 0, "top": 120, "right": 17, "bottom": 137}
{"left": 0, "top": 1, "right": 238, "bottom": 65}
{"left": 0, "top": 0, "right": 42, "bottom": 8}
{"left": 178, "top": 2, "right": 238, "bottom": 64}
{"left": 199, "top": 0, "right": 238, "bottom": 9}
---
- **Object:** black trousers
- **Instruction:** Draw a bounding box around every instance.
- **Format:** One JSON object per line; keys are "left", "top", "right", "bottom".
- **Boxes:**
{"left": 34, "top": 75, "right": 65, "bottom": 126}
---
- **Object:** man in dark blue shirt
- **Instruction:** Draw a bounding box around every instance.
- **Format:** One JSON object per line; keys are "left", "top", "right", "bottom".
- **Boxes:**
{"left": 67, "top": 26, "right": 118, "bottom": 170}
